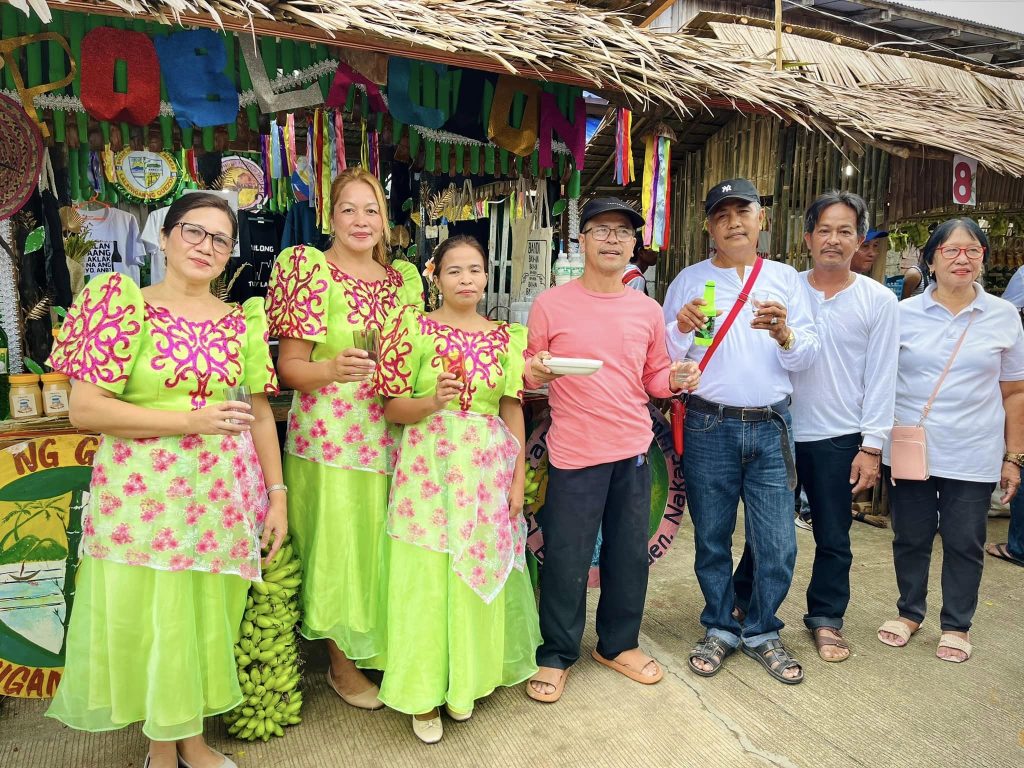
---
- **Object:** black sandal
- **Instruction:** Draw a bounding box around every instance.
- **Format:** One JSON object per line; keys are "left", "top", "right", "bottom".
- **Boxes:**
{"left": 742, "top": 639, "right": 804, "bottom": 685}
{"left": 687, "top": 635, "right": 735, "bottom": 678}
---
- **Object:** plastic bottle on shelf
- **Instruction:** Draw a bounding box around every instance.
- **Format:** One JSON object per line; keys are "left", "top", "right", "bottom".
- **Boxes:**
{"left": 552, "top": 252, "right": 572, "bottom": 286}
{"left": 568, "top": 252, "right": 585, "bottom": 280}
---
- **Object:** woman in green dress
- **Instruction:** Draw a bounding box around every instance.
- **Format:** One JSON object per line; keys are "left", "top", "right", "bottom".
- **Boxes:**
{"left": 46, "top": 193, "right": 287, "bottom": 768}
{"left": 265, "top": 168, "right": 421, "bottom": 709}
{"left": 376, "top": 235, "right": 540, "bottom": 743}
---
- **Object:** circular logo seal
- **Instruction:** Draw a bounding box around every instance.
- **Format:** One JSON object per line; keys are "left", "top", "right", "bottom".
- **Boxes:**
{"left": 113, "top": 149, "right": 179, "bottom": 203}
{"left": 524, "top": 402, "right": 684, "bottom": 587}
{"left": 221, "top": 156, "right": 266, "bottom": 211}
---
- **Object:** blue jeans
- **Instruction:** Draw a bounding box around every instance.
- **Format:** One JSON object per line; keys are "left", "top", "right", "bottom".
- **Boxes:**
{"left": 1010, "top": 467, "right": 1024, "bottom": 559}
{"left": 683, "top": 404, "right": 797, "bottom": 648}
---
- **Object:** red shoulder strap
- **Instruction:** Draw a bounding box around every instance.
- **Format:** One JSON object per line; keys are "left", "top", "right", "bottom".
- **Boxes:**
{"left": 697, "top": 257, "right": 763, "bottom": 373}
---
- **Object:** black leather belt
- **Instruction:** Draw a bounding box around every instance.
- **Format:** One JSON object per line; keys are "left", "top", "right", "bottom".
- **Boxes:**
{"left": 685, "top": 394, "right": 797, "bottom": 491}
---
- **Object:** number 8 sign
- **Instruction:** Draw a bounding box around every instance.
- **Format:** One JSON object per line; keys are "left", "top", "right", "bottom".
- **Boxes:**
{"left": 952, "top": 154, "right": 978, "bottom": 206}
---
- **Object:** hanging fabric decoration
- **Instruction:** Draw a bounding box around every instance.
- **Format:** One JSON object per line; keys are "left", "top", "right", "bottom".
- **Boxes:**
{"left": 334, "top": 110, "right": 347, "bottom": 173}
{"left": 614, "top": 108, "right": 635, "bottom": 186}
{"left": 641, "top": 125, "right": 674, "bottom": 251}
{"left": 388, "top": 57, "right": 446, "bottom": 129}
{"left": 284, "top": 113, "right": 299, "bottom": 176}
{"left": 268, "top": 121, "right": 283, "bottom": 181}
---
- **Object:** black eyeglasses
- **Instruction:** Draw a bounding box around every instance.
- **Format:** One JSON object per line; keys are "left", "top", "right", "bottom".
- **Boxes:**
{"left": 176, "top": 222, "right": 236, "bottom": 255}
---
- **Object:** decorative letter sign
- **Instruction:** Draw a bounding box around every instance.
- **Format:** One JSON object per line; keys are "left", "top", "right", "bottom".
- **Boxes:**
{"left": 80, "top": 27, "right": 160, "bottom": 125}
{"left": 154, "top": 30, "right": 238, "bottom": 128}
{"left": 952, "top": 154, "right": 977, "bottom": 206}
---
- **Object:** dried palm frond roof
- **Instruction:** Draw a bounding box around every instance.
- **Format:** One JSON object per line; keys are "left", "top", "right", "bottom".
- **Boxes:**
{"left": 38, "top": 0, "right": 1024, "bottom": 175}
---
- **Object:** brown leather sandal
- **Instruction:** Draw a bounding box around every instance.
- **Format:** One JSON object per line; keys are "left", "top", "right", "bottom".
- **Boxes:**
{"left": 811, "top": 627, "right": 850, "bottom": 662}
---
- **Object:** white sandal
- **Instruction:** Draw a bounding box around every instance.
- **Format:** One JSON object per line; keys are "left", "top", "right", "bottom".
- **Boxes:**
{"left": 877, "top": 619, "right": 917, "bottom": 647}
{"left": 937, "top": 633, "right": 972, "bottom": 663}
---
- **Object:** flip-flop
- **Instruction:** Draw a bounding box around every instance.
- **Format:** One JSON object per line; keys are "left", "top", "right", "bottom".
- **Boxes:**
{"left": 985, "top": 542, "right": 1024, "bottom": 567}
{"left": 877, "top": 619, "right": 918, "bottom": 648}
{"left": 526, "top": 667, "right": 569, "bottom": 703}
{"left": 937, "top": 633, "right": 972, "bottom": 663}
{"left": 591, "top": 649, "right": 663, "bottom": 684}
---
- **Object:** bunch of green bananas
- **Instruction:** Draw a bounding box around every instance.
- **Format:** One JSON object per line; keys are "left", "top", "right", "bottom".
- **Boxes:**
{"left": 524, "top": 465, "right": 541, "bottom": 508}
{"left": 223, "top": 538, "right": 304, "bottom": 741}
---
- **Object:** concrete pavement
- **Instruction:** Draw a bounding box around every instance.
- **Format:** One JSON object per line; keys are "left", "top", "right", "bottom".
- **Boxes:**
{"left": 2, "top": 513, "right": 1022, "bottom": 768}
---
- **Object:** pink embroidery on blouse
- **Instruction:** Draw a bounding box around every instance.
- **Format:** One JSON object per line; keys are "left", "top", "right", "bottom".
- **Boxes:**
{"left": 266, "top": 245, "right": 329, "bottom": 339}
{"left": 376, "top": 308, "right": 415, "bottom": 397}
{"left": 50, "top": 273, "right": 141, "bottom": 387}
{"left": 327, "top": 262, "right": 404, "bottom": 332}
{"left": 419, "top": 316, "right": 511, "bottom": 411}
{"left": 147, "top": 304, "right": 246, "bottom": 409}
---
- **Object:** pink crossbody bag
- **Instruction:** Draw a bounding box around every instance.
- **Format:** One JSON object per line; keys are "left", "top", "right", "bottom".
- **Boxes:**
{"left": 890, "top": 312, "right": 974, "bottom": 482}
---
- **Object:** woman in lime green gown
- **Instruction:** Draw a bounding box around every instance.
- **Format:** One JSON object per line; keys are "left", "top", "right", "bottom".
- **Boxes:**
{"left": 45, "top": 194, "right": 287, "bottom": 768}
{"left": 265, "top": 168, "right": 421, "bottom": 709}
{"left": 376, "top": 235, "right": 540, "bottom": 743}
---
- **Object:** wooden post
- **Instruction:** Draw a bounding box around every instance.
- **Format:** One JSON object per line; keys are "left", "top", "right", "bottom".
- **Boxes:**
{"left": 774, "top": 0, "right": 784, "bottom": 71}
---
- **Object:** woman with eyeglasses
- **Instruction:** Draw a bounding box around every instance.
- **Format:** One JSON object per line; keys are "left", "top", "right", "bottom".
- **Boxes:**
{"left": 265, "top": 168, "right": 422, "bottom": 712}
{"left": 46, "top": 193, "right": 286, "bottom": 768}
{"left": 878, "top": 217, "right": 1024, "bottom": 663}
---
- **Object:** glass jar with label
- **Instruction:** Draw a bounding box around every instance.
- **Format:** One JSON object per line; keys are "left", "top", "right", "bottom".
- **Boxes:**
{"left": 41, "top": 373, "right": 72, "bottom": 416}
{"left": 9, "top": 374, "right": 42, "bottom": 420}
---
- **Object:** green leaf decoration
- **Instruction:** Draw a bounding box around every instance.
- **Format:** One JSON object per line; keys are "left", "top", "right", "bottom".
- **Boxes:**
{"left": 402, "top": 198, "right": 414, "bottom": 212}
{"left": 23, "top": 227, "right": 45, "bottom": 255}
{"left": 406, "top": 244, "right": 417, "bottom": 259}
{"left": 54, "top": 306, "right": 68, "bottom": 321}
{"left": 551, "top": 199, "right": 567, "bottom": 217}
{"left": 22, "top": 358, "right": 45, "bottom": 375}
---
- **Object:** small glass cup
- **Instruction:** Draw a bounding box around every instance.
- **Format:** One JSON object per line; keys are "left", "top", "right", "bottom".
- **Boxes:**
{"left": 353, "top": 327, "right": 380, "bottom": 363}
{"left": 751, "top": 290, "right": 784, "bottom": 319}
{"left": 224, "top": 384, "right": 252, "bottom": 424}
{"left": 671, "top": 359, "right": 700, "bottom": 390}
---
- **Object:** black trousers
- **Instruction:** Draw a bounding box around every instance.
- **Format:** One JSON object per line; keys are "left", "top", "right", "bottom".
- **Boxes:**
{"left": 536, "top": 455, "right": 651, "bottom": 670}
{"left": 886, "top": 469, "right": 995, "bottom": 632}
{"left": 733, "top": 435, "right": 859, "bottom": 629}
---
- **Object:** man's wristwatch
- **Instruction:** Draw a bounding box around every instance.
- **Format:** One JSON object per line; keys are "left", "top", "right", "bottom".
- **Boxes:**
{"left": 778, "top": 329, "right": 796, "bottom": 351}
{"left": 1003, "top": 452, "right": 1024, "bottom": 468}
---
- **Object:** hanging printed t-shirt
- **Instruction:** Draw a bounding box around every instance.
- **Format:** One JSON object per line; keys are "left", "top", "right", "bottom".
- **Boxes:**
{"left": 229, "top": 211, "right": 285, "bottom": 304}
{"left": 141, "top": 206, "right": 169, "bottom": 286}
{"left": 76, "top": 206, "right": 145, "bottom": 285}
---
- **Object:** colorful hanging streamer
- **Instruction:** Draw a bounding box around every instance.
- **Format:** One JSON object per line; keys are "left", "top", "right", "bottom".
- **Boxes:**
{"left": 641, "top": 130, "right": 671, "bottom": 250}
{"left": 614, "top": 108, "right": 634, "bottom": 186}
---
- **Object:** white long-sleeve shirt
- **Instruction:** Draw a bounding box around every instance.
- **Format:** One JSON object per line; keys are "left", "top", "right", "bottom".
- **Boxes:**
{"left": 790, "top": 272, "right": 898, "bottom": 449}
{"left": 662, "top": 258, "right": 819, "bottom": 407}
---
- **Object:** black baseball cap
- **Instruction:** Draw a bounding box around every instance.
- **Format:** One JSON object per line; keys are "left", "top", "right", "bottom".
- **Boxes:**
{"left": 580, "top": 198, "right": 645, "bottom": 231}
{"left": 704, "top": 178, "right": 761, "bottom": 216}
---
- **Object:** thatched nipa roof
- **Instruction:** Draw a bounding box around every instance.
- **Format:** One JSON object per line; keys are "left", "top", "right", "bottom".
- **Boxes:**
{"left": 34, "top": 0, "right": 1024, "bottom": 175}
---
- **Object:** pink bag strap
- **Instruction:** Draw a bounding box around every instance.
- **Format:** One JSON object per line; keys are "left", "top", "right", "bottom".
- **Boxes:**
{"left": 919, "top": 311, "right": 975, "bottom": 425}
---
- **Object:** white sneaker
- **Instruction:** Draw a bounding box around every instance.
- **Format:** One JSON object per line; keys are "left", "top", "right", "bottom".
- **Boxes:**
{"left": 412, "top": 711, "right": 443, "bottom": 744}
{"left": 795, "top": 515, "right": 813, "bottom": 532}
{"left": 178, "top": 749, "right": 238, "bottom": 768}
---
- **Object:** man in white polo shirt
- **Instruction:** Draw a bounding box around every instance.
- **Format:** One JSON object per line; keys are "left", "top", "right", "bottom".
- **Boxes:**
{"left": 664, "top": 178, "right": 819, "bottom": 684}
{"left": 736, "top": 191, "right": 898, "bottom": 662}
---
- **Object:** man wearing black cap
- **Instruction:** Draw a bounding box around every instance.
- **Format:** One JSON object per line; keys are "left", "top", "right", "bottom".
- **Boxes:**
{"left": 851, "top": 229, "right": 888, "bottom": 276}
{"left": 523, "top": 198, "right": 694, "bottom": 703}
{"left": 662, "top": 178, "right": 819, "bottom": 684}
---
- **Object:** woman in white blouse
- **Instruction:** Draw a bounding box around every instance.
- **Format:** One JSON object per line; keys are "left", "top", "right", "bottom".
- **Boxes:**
{"left": 878, "top": 217, "right": 1024, "bottom": 663}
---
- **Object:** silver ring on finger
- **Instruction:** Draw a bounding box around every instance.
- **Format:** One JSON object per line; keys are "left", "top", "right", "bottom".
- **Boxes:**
{"left": 770, "top": 316, "right": 779, "bottom": 325}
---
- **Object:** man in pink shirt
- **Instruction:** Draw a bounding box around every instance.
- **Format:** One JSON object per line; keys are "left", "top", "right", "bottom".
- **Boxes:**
{"left": 523, "top": 199, "right": 695, "bottom": 703}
